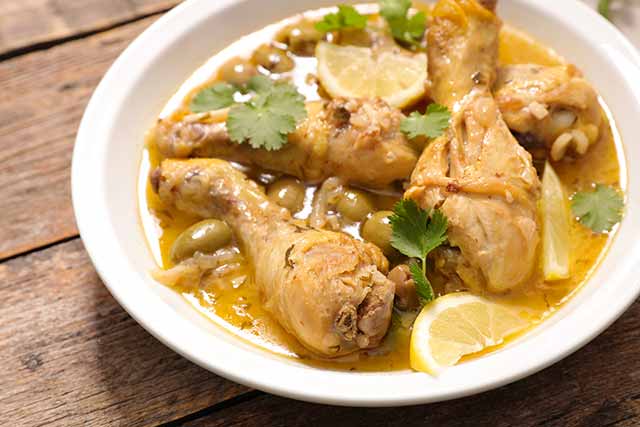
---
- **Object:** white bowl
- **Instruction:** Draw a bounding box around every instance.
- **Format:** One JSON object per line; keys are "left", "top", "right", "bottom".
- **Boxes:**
{"left": 72, "top": 0, "right": 640, "bottom": 406}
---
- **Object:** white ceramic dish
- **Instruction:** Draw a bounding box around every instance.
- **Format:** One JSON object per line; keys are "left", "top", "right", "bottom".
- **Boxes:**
{"left": 72, "top": 0, "right": 640, "bottom": 407}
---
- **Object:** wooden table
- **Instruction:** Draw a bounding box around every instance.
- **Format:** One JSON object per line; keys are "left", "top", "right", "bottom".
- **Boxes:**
{"left": 1, "top": 1, "right": 639, "bottom": 425}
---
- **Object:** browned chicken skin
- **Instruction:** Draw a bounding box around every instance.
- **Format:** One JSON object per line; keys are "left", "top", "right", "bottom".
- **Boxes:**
{"left": 155, "top": 72, "right": 599, "bottom": 192}
{"left": 152, "top": 158, "right": 395, "bottom": 356}
{"left": 406, "top": 0, "right": 541, "bottom": 293}
{"left": 154, "top": 98, "right": 418, "bottom": 189}
{"left": 494, "top": 64, "right": 602, "bottom": 161}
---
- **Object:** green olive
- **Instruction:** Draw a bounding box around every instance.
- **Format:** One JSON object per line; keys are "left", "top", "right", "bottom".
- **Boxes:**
{"left": 170, "top": 219, "right": 233, "bottom": 263}
{"left": 337, "top": 28, "right": 372, "bottom": 47}
{"left": 276, "top": 19, "right": 323, "bottom": 56}
{"left": 362, "top": 211, "right": 395, "bottom": 256}
{"left": 267, "top": 177, "right": 306, "bottom": 213}
{"left": 219, "top": 57, "right": 257, "bottom": 86}
{"left": 336, "top": 189, "right": 374, "bottom": 222}
{"left": 251, "top": 44, "right": 294, "bottom": 74}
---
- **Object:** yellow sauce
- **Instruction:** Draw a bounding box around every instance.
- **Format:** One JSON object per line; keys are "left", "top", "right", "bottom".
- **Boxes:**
{"left": 138, "top": 6, "right": 623, "bottom": 371}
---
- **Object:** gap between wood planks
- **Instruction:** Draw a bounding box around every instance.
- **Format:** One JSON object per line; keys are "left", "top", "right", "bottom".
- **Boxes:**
{"left": 0, "top": 234, "right": 79, "bottom": 264}
{"left": 0, "top": 11, "right": 179, "bottom": 261}
{"left": 159, "top": 391, "right": 265, "bottom": 427}
{"left": 0, "top": 8, "right": 174, "bottom": 62}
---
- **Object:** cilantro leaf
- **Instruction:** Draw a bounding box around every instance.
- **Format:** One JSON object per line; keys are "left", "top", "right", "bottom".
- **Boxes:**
{"left": 390, "top": 199, "right": 448, "bottom": 305}
{"left": 315, "top": 5, "right": 368, "bottom": 33}
{"left": 378, "top": 0, "right": 426, "bottom": 46}
{"left": 409, "top": 261, "right": 434, "bottom": 302}
{"left": 406, "top": 11, "right": 427, "bottom": 39}
{"left": 189, "top": 82, "right": 237, "bottom": 113}
{"left": 390, "top": 199, "right": 429, "bottom": 259}
{"left": 340, "top": 5, "right": 368, "bottom": 28}
{"left": 227, "top": 103, "right": 296, "bottom": 150}
{"left": 379, "top": 0, "right": 411, "bottom": 20}
{"left": 226, "top": 78, "right": 306, "bottom": 151}
{"left": 247, "top": 75, "right": 273, "bottom": 94}
{"left": 263, "top": 83, "right": 307, "bottom": 122}
{"left": 316, "top": 14, "right": 341, "bottom": 33}
{"left": 425, "top": 209, "right": 449, "bottom": 252}
{"left": 190, "top": 75, "right": 306, "bottom": 150}
{"left": 571, "top": 184, "right": 624, "bottom": 233}
{"left": 400, "top": 104, "right": 451, "bottom": 140}
{"left": 598, "top": 0, "right": 610, "bottom": 19}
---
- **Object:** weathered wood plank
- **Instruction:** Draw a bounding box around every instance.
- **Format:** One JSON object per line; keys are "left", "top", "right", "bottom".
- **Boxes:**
{"left": 0, "top": 238, "right": 249, "bottom": 427}
{"left": 184, "top": 301, "right": 640, "bottom": 427}
{"left": 0, "top": 16, "right": 160, "bottom": 260}
{"left": 0, "top": 0, "right": 181, "bottom": 56}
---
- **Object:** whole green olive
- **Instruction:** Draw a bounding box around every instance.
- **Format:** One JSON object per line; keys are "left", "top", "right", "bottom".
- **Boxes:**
{"left": 267, "top": 177, "right": 306, "bottom": 213}
{"left": 251, "top": 44, "right": 294, "bottom": 74}
{"left": 170, "top": 219, "right": 233, "bottom": 263}
{"left": 218, "top": 57, "right": 257, "bottom": 86}
{"left": 337, "top": 28, "right": 372, "bottom": 47}
{"left": 361, "top": 211, "right": 395, "bottom": 256}
{"left": 336, "top": 189, "right": 374, "bottom": 222}
{"left": 276, "top": 19, "right": 324, "bottom": 56}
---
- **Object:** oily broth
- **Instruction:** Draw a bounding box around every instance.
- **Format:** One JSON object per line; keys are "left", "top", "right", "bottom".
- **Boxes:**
{"left": 139, "top": 6, "right": 622, "bottom": 371}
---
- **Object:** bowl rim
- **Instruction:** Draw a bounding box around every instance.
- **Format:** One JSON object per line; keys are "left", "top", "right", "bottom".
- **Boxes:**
{"left": 72, "top": 0, "right": 640, "bottom": 406}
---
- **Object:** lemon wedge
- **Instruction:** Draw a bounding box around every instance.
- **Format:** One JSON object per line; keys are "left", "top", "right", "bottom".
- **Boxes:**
{"left": 315, "top": 42, "right": 427, "bottom": 108}
{"left": 410, "top": 293, "right": 528, "bottom": 374}
{"left": 541, "top": 161, "right": 571, "bottom": 280}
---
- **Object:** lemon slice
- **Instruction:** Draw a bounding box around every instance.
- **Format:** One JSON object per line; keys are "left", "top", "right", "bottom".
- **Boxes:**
{"left": 410, "top": 293, "right": 528, "bottom": 374}
{"left": 315, "top": 42, "right": 427, "bottom": 108}
{"left": 541, "top": 162, "right": 570, "bottom": 280}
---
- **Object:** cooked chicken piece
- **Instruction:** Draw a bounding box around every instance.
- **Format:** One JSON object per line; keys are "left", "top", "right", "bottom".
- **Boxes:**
{"left": 494, "top": 64, "right": 602, "bottom": 161}
{"left": 151, "top": 158, "right": 395, "bottom": 357}
{"left": 406, "top": 0, "right": 541, "bottom": 293}
{"left": 154, "top": 98, "right": 418, "bottom": 189}
{"left": 388, "top": 264, "right": 420, "bottom": 311}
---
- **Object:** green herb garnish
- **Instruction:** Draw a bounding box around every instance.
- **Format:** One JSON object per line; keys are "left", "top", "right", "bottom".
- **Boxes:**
{"left": 226, "top": 76, "right": 306, "bottom": 151}
{"left": 189, "top": 82, "right": 238, "bottom": 113}
{"left": 315, "top": 5, "right": 368, "bottom": 33}
{"left": 409, "top": 261, "right": 434, "bottom": 302}
{"left": 390, "top": 199, "right": 448, "bottom": 303}
{"left": 190, "top": 76, "right": 306, "bottom": 151}
{"left": 598, "top": 0, "right": 611, "bottom": 19}
{"left": 571, "top": 184, "right": 624, "bottom": 233}
{"left": 378, "top": 0, "right": 426, "bottom": 47}
{"left": 400, "top": 103, "right": 451, "bottom": 140}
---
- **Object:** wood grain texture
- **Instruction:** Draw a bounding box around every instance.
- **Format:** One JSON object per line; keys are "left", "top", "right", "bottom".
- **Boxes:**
{"left": 0, "top": 238, "right": 249, "bottom": 427}
{"left": 0, "top": 16, "right": 160, "bottom": 260}
{"left": 183, "top": 300, "right": 640, "bottom": 427}
{"left": 0, "top": 0, "right": 181, "bottom": 56}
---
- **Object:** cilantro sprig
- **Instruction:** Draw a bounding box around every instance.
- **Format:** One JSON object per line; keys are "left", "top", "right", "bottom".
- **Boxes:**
{"left": 315, "top": 5, "right": 368, "bottom": 33}
{"left": 571, "top": 184, "right": 624, "bottom": 233}
{"left": 189, "top": 75, "right": 307, "bottom": 151}
{"left": 227, "top": 76, "right": 306, "bottom": 150}
{"left": 390, "top": 199, "right": 448, "bottom": 304}
{"left": 598, "top": 0, "right": 610, "bottom": 19}
{"left": 378, "top": 0, "right": 426, "bottom": 47}
{"left": 189, "top": 82, "right": 238, "bottom": 113}
{"left": 400, "top": 103, "right": 451, "bottom": 140}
